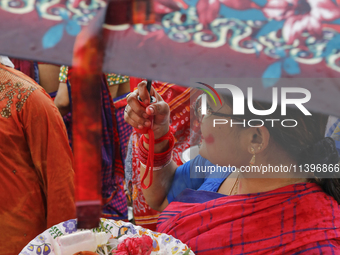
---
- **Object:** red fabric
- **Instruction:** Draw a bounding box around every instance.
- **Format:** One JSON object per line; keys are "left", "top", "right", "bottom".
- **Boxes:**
{"left": 129, "top": 77, "right": 143, "bottom": 91}
{"left": 157, "top": 183, "right": 340, "bottom": 254}
{"left": 129, "top": 82, "right": 201, "bottom": 230}
{"left": 9, "top": 58, "right": 35, "bottom": 78}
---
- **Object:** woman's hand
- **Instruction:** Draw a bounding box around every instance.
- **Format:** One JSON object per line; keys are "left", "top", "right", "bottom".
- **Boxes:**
{"left": 124, "top": 81, "right": 175, "bottom": 211}
{"left": 54, "top": 82, "right": 70, "bottom": 116}
{"left": 124, "top": 81, "right": 170, "bottom": 140}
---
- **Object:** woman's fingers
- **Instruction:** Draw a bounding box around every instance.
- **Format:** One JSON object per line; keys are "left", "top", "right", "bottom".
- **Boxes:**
{"left": 126, "top": 92, "right": 148, "bottom": 117}
{"left": 125, "top": 81, "right": 169, "bottom": 131}
{"left": 146, "top": 101, "right": 169, "bottom": 117}
{"left": 124, "top": 93, "right": 151, "bottom": 129}
{"left": 137, "top": 81, "right": 161, "bottom": 104}
{"left": 124, "top": 105, "right": 151, "bottom": 129}
{"left": 137, "top": 81, "right": 150, "bottom": 104}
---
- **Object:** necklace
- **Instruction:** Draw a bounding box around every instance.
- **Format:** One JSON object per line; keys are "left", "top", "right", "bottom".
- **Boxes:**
{"left": 229, "top": 175, "right": 239, "bottom": 196}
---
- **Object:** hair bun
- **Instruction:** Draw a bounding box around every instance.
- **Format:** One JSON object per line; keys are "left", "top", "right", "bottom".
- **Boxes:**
{"left": 298, "top": 137, "right": 339, "bottom": 178}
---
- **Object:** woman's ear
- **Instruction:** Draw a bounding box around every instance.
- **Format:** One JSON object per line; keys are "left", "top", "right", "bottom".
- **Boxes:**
{"left": 246, "top": 126, "right": 270, "bottom": 154}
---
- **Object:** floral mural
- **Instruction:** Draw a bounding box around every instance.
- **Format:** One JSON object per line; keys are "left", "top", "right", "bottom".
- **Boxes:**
{"left": 133, "top": 0, "right": 340, "bottom": 86}
{"left": 2, "top": 0, "right": 340, "bottom": 86}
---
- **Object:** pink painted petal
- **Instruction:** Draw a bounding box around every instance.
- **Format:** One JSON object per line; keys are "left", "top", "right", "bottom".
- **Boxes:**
{"left": 310, "top": 0, "right": 340, "bottom": 21}
{"left": 154, "top": 2, "right": 175, "bottom": 14}
{"left": 265, "top": 0, "right": 291, "bottom": 9}
{"left": 283, "top": 15, "right": 312, "bottom": 44}
{"left": 174, "top": 0, "right": 189, "bottom": 9}
{"left": 72, "top": 0, "right": 82, "bottom": 8}
{"left": 263, "top": 0, "right": 292, "bottom": 20}
{"left": 262, "top": 7, "right": 287, "bottom": 19}
{"left": 307, "top": 16, "right": 323, "bottom": 37}
{"left": 219, "top": 0, "right": 252, "bottom": 10}
{"left": 196, "top": 0, "right": 220, "bottom": 26}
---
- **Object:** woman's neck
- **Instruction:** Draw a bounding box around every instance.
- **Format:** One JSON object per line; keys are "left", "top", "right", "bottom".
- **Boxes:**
{"left": 237, "top": 176, "right": 307, "bottom": 195}
{"left": 237, "top": 151, "right": 307, "bottom": 194}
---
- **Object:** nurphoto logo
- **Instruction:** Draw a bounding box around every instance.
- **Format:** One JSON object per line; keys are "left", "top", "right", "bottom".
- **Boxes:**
{"left": 196, "top": 82, "right": 312, "bottom": 128}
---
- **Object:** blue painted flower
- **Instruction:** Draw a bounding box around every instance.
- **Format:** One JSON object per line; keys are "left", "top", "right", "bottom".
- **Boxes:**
{"left": 42, "top": 8, "right": 81, "bottom": 49}
{"left": 161, "top": 235, "right": 173, "bottom": 245}
{"left": 34, "top": 234, "right": 46, "bottom": 243}
{"left": 63, "top": 219, "right": 77, "bottom": 234}
{"left": 172, "top": 246, "right": 180, "bottom": 253}
{"left": 20, "top": 251, "right": 30, "bottom": 255}
{"left": 126, "top": 225, "right": 137, "bottom": 234}
{"left": 118, "top": 224, "right": 137, "bottom": 235}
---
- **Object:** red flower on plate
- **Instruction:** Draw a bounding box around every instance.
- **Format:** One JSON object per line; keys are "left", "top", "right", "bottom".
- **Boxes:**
{"left": 112, "top": 235, "right": 153, "bottom": 255}
{"left": 263, "top": 0, "right": 340, "bottom": 44}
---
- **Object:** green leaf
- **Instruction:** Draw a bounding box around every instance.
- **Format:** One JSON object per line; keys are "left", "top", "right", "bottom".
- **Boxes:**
{"left": 115, "top": 233, "right": 125, "bottom": 239}
{"left": 183, "top": 248, "right": 192, "bottom": 255}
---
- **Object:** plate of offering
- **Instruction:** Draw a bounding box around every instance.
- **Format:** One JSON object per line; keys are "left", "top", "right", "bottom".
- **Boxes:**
{"left": 19, "top": 218, "right": 194, "bottom": 255}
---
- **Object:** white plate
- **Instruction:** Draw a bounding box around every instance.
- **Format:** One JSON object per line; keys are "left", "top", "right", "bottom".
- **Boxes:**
{"left": 20, "top": 218, "right": 195, "bottom": 255}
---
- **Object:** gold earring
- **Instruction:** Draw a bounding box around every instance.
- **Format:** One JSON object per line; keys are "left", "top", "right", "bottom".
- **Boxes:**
{"left": 249, "top": 147, "right": 256, "bottom": 166}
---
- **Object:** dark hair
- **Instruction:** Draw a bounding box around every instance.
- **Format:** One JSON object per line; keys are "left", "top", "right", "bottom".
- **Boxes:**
{"left": 223, "top": 95, "right": 340, "bottom": 203}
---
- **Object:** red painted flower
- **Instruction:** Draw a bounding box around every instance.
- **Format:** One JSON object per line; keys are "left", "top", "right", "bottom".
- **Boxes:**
{"left": 263, "top": 0, "right": 340, "bottom": 43}
{"left": 196, "top": 0, "right": 252, "bottom": 27}
{"left": 112, "top": 235, "right": 153, "bottom": 255}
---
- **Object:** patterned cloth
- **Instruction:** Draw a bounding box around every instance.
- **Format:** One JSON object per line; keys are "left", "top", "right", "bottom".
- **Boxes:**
{"left": 0, "top": 64, "right": 75, "bottom": 254}
{"left": 157, "top": 183, "right": 340, "bottom": 254}
{"left": 105, "top": 73, "right": 130, "bottom": 86}
{"left": 125, "top": 81, "right": 201, "bottom": 231}
{"left": 113, "top": 93, "right": 132, "bottom": 164}
{"left": 9, "top": 58, "right": 35, "bottom": 81}
{"left": 59, "top": 67, "right": 129, "bottom": 87}
{"left": 101, "top": 76, "right": 127, "bottom": 218}
{"left": 58, "top": 66, "right": 128, "bottom": 220}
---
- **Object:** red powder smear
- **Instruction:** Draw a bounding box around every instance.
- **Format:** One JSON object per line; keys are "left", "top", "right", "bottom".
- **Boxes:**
{"left": 205, "top": 134, "right": 215, "bottom": 144}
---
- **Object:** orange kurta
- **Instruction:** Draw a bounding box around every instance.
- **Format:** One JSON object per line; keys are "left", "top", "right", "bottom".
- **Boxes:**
{"left": 0, "top": 64, "right": 76, "bottom": 254}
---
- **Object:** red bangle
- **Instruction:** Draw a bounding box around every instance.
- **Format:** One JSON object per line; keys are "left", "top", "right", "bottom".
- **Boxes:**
{"left": 138, "top": 131, "right": 175, "bottom": 166}
{"left": 143, "top": 126, "right": 175, "bottom": 144}
{"left": 137, "top": 126, "right": 175, "bottom": 189}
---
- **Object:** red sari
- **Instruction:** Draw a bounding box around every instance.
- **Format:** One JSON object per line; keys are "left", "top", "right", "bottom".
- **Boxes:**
{"left": 157, "top": 183, "right": 340, "bottom": 254}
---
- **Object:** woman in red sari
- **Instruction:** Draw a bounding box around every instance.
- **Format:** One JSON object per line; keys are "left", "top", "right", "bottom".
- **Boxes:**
{"left": 124, "top": 81, "right": 340, "bottom": 254}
